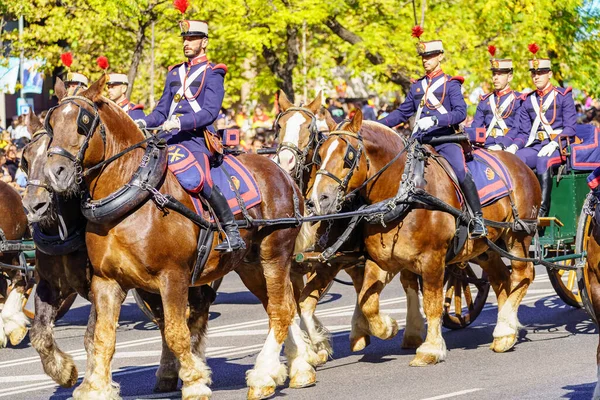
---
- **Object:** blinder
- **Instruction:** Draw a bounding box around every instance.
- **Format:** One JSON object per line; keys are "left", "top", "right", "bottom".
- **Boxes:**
{"left": 76, "top": 106, "right": 95, "bottom": 136}
{"left": 344, "top": 143, "right": 359, "bottom": 169}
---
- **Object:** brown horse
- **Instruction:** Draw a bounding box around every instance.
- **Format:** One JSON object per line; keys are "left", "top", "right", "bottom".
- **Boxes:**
{"left": 22, "top": 113, "right": 217, "bottom": 394}
{"left": 0, "top": 180, "right": 29, "bottom": 348}
{"left": 275, "top": 92, "right": 414, "bottom": 356}
{"left": 308, "top": 109, "right": 540, "bottom": 365}
{"left": 42, "top": 75, "right": 317, "bottom": 399}
{"left": 576, "top": 199, "right": 600, "bottom": 398}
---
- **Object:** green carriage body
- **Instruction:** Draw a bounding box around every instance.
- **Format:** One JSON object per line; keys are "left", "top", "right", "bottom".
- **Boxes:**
{"left": 537, "top": 171, "right": 590, "bottom": 247}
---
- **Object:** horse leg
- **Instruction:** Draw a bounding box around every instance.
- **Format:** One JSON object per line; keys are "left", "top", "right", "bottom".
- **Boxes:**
{"left": 1, "top": 274, "right": 29, "bottom": 346}
{"left": 400, "top": 269, "right": 425, "bottom": 349}
{"left": 410, "top": 255, "right": 446, "bottom": 367}
{"left": 298, "top": 264, "right": 342, "bottom": 365}
{"left": 73, "top": 277, "right": 126, "bottom": 400}
{"left": 134, "top": 289, "right": 180, "bottom": 393}
{"left": 30, "top": 279, "right": 78, "bottom": 387}
{"left": 351, "top": 259, "right": 398, "bottom": 352}
{"left": 491, "top": 238, "right": 533, "bottom": 353}
{"left": 159, "top": 274, "right": 211, "bottom": 400}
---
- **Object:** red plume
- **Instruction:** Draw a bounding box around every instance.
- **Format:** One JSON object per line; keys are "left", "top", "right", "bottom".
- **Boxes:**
{"left": 60, "top": 52, "right": 73, "bottom": 68}
{"left": 528, "top": 43, "right": 539, "bottom": 55}
{"left": 173, "top": 0, "right": 189, "bottom": 14}
{"left": 96, "top": 56, "right": 109, "bottom": 70}
{"left": 411, "top": 25, "right": 424, "bottom": 39}
{"left": 487, "top": 45, "right": 496, "bottom": 57}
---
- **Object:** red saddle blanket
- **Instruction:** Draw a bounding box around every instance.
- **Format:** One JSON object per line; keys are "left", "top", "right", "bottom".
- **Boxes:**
{"left": 188, "top": 155, "right": 262, "bottom": 216}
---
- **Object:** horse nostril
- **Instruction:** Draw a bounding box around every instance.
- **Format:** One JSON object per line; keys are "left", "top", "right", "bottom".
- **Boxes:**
{"left": 54, "top": 165, "right": 65, "bottom": 177}
{"left": 306, "top": 199, "right": 315, "bottom": 209}
{"left": 32, "top": 202, "right": 47, "bottom": 213}
{"left": 319, "top": 194, "right": 329, "bottom": 202}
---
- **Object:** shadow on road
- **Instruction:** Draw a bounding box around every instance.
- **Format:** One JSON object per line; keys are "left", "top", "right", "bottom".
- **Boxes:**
{"left": 561, "top": 382, "right": 596, "bottom": 399}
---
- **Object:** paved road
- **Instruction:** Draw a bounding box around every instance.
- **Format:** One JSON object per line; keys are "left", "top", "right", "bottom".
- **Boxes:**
{"left": 0, "top": 266, "right": 598, "bottom": 399}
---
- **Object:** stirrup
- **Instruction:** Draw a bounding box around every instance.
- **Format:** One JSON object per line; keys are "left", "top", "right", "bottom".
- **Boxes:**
{"left": 214, "top": 231, "right": 245, "bottom": 252}
{"left": 468, "top": 218, "right": 487, "bottom": 239}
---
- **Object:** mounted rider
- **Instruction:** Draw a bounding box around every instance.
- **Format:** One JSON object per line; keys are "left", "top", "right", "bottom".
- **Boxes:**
{"left": 135, "top": 1, "right": 244, "bottom": 252}
{"left": 467, "top": 46, "right": 525, "bottom": 153}
{"left": 60, "top": 52, "right": 88, "bottom": 96}
{"left": 106, "top": 73, "right": 146, "bottom": 120}
{"left": 379, "top": 26, "right": 487, "bottom": 239}
{"left": 511, "top": 44, "right": 577, "bottom": 218}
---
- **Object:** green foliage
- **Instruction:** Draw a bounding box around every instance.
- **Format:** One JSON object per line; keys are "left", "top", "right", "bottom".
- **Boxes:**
{"left": 2, "top": 0, "right": 599, "bottom": 108}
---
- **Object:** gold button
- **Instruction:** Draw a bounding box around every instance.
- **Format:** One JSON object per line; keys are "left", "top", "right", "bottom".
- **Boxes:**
{"left": 178, "top": 106, "right": 182, "bottom": 109}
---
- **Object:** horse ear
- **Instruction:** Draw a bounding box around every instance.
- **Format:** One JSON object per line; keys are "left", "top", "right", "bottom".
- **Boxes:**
{"left": 25, "top": 111, "right": 43, "bottom": 135}
{"left": 306, "top": 91, "right": 322, "bottom": 114}
{"left": 349, "top": 109, "right": 363, "bottom": 133}
{"left": 82, "top": 74, "right": 107, "bottom": 102}
{"left": 55, "top": 77, "right": 67, "bottom": 101}
{"left": 325, "top": 109, "right": 337, "bottom": 132}
{"left": 278, "top": 90, "right": 293, "bottom": 111}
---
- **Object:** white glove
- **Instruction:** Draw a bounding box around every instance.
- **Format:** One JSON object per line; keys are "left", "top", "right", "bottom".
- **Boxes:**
{"left": 416, "top": 116, "right": 437, "bottom": 131}
{"left": 134, "top": 119, "right": 146, "bottom": 129}
{"left": 505, "top": 144, "right": 518, "bottom": 154}
{"left": 487, "top": 144, "right": 503, "bottom": 151}
{"left": 538, "top": 141, "right": 559, "bottom": 157}
{"left": 162, "top": 116, "right": 181, "bottom": 132}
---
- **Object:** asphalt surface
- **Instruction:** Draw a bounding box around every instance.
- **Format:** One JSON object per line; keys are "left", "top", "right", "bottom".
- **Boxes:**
{"left": 0, "top": 265, "right": 598, "bottom": 400}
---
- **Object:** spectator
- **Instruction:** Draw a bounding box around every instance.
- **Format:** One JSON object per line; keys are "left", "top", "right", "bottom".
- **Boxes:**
{"left": 0, "top": 130, "right": 11, "bottom": 150}
{"left": 4, "top": 144, "right": 19, "bottom": 180}
{"left": 252, "top": 105, "right": 273, "bottom": 130}
{"left": 0, "top": 150, "right": 12, "bottom": 184}
{"left": 11, "top": 115, "right": 31, "bottom": 149}
{"left": 250, "top": 135, "right": 266, "bottom": 153}
{"left": 361, "top": 96, "right": 377, "bottom": 121}
{"left": 6, "top": 116, "right": 18, "bottom": 138}
{"left": 326, "top": 97, "right": 346, "bottom": 123}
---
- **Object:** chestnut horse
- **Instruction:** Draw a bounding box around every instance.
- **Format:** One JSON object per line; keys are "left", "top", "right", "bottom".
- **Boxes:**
{"left": 275, "top": 92, "right": 415, "bottom": 356}
{"left": 22, "top": 113, "right": 218, "bottom": 393}
{"left": 0, "top": 180, "right": 29, "bottom": 348}
{"left": 309, "top": 109, "right": 540, "bottom": 365}
{"left": 42, "top": 76, "right": 317, "bottom": 399}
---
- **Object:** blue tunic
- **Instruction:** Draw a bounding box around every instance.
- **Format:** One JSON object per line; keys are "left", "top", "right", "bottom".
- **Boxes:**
{"left": 120, "top": 100, "right": 146, "bottom": 120}
{"left": 379, "top": 70, "right": 468, "bottom": 181}
{"left": 512, "top": 86, "right": 577, "bottom": 173}
{"left": 467, "top": 89, "right": 524, "bottom": 148}
{"left": 143, "top": 57, "right": 227, "bottom": 197}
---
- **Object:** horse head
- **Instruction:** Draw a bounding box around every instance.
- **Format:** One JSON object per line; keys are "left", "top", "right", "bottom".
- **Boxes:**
{"left": 43, "top": 75, "right": 109, "bottom": 195}
{"left": 21, "top": 111, "right": 54, "bottom": 223}
{"left": 306, "top": 109, "right": 367, "bottom": 215}
{"left": 274, "top": 90, "right": 335, "bottom": 177}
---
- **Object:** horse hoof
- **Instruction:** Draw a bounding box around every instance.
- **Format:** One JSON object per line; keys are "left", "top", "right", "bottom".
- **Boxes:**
{"left": 401, "top": 334, "right": 424, "bottom": 349}
{"left": 7, "top": 326, "right": 28, "bottom": 346}
{"left": 409, "top": 352, "right": 440, "bottom": 367}
{"left": 247, "top": 385, "right": 275, "bottom": 400}
{"left": 154, "top": 377, "right": 179, "bottom": 393}
{"left": 316, "top": 349, "right": 329, "bottom": 365}
{"left": 289, "top": 369, "right": 316, "bottom": 389}
{"left": 181, "top": 381, "right": 212, "bottom": 400}
{"left": 350, "top": 334, "right": 370, "bottom": 352}
{"left": 57, "top": 363, "right": 78, "bottom": 388}
{"left": 490, "top": 334, "right": 517, "bottom": 353}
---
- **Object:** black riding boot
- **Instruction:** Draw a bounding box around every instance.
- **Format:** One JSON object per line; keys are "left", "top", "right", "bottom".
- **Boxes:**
{"left": 460, "top": 173, "right": 488, "bottom": 239}
{"left": 207, "top": 186, "right": 246, "bottom": 252}
{"left": 537, "top": 169, "right": 553, "bottom": 218}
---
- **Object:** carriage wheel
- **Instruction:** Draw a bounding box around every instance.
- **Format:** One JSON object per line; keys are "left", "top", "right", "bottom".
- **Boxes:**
{"left": 547, "top": 263, "right": 583, "bottom": 308}
{"left": 442, "top": 263, "right": 491, "bottom": 330}
{"left": 133, "top": 279, "right": 224, "bottom": 324}
{"left": 576, "top": 210, "right": 597, "bottom": 324}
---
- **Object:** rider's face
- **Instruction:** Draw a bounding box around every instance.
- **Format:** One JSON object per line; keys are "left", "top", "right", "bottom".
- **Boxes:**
{"left": 421, "top": 53, "right": 444, "bottom": 74}
{"left": 491, "top": 71, "right": 512, "bottom": 91}
{"left": 106, "top": 83, "right": 127, "bottom": 102}
{"left": 183, "top": 36, "right": 208, "bottom": 59}
{"left": 531, "top": 70, "right": 552, "bottom": 90}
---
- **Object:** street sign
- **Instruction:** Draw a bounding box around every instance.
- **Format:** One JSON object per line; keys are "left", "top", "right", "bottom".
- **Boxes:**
{"left": 17, "top": 97, "right": 33, "bottom": 115}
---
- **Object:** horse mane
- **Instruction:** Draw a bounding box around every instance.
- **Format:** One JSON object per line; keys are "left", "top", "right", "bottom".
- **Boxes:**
{"left": 95, "top": 96, "right": 145, "bottom": 147}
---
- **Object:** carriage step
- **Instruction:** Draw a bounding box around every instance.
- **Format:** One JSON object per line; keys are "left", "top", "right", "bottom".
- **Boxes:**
{"left": 537, "top": 217, "right": 564, "bottom": 227}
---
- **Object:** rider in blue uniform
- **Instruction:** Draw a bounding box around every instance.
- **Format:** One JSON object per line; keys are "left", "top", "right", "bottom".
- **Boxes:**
{"left": 468, "top": 47, "right": 525, "bottom": 153}
{"left": 107, "top": 73, "right": 146, "bottom": 120}
{"left": 136, "top": 18, "right": 244, "bottom": 252}
{"left": 379, "top": 27, "right": 486, "bottom": 238}
{"left": 510, "top": 45, "right": 577, "bottom": 218}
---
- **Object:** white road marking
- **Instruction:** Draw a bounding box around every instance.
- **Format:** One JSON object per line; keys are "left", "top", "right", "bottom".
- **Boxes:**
{"left": 419, "top": 388, "right": 483, "bottom": 400}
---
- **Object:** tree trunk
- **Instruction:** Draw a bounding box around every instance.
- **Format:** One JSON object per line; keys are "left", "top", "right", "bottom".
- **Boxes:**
{"left": 126, "top": 24, "right": 147, "bottom": 100}
{"left": 262, "top": 25, "right": 299, "bottom": 103}
{"left": 325, "top": 17, "right": 411, "bottom": 94}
